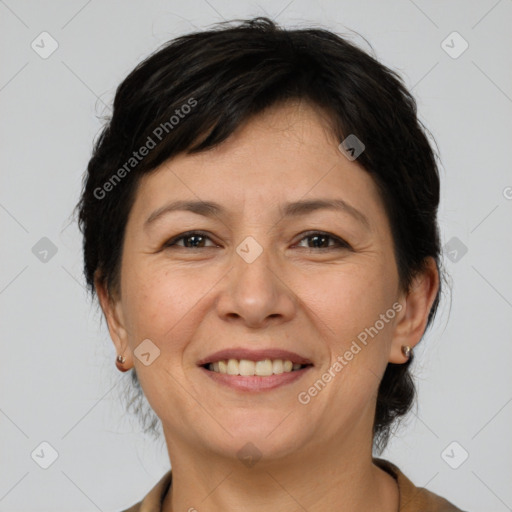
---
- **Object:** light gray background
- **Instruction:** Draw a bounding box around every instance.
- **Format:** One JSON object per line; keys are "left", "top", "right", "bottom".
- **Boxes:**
{"left": 1, "top": 1, "right": 511, "bottom": 511}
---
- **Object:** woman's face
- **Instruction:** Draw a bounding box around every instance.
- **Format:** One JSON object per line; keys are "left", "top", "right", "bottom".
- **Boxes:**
{"left": 101, "top": 101, "right": 421, "bottom": 463}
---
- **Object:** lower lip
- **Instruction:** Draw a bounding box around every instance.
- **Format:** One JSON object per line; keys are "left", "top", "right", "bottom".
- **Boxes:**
{"left": 199, "top": 366, "right": 312, "bottom": 391}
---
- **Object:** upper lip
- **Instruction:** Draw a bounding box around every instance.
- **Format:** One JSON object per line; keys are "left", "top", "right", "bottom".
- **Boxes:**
{"left": 197, "top": 348, "right": 313, "bottom": 366}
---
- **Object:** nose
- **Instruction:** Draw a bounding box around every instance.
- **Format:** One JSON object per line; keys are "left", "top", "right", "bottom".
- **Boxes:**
{"left": 215, "top": 240, "right": 297, "bottom": 329}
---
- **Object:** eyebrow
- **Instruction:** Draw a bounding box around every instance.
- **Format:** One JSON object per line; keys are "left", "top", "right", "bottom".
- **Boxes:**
{"left": 144, "top": 198, "right": 370, "bottom": 230}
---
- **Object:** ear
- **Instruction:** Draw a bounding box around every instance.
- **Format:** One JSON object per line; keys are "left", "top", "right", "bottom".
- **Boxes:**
{"left": 389, "top": 257, "right": 439, "bottom": 363}
{"left": 94, "top": 271, "right": 133, "bottom": 369}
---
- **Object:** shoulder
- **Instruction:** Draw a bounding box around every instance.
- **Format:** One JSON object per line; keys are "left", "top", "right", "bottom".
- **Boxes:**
{"left": 373, "top": 458, "right": 468, "bottom": 512}
{"left": 117, "top": 469, "right": 173, "bottom": 512}
{"left": 119, "top": 503, "right": 142, "bottom": 512}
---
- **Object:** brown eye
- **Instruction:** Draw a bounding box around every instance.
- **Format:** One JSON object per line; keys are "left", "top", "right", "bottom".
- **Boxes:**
{"left": 295, "top": 231, "right": 351, "bottom": 250}
{"left": 164, "top": 231, "right": 217, "bottom": 249}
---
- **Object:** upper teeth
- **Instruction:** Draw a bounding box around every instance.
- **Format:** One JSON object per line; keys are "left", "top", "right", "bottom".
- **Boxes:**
{"left": 208, "top": 359, "right": 303, "bottom": 376}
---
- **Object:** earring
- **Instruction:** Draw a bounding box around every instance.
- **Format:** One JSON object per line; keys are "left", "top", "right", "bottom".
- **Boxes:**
{"left": 115, "top": 354, "right": 129, "bottom": 372}
{"left": 401, "top": 345, "right": 413, "bottom": 359}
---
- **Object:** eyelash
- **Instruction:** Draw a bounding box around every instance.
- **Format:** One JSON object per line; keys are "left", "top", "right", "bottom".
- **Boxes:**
{"left": 163, "top": 230, "right": 352, "bottom": 251}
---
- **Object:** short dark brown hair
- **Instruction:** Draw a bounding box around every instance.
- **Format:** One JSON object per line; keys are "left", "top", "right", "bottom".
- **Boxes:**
{"left": 75, "top": 16, "right": 443, "bottom": 453}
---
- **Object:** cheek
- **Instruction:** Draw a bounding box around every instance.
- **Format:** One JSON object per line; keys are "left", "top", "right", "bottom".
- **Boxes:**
{"left": 303, "top": 268, "right": 398, "bottom": 410}
{"left": 296, "top": 262, "right": 398, "bottom": 395}
{"left": 300, "top": 262, "right": 395, "bottom": 336}
{"left": 122, "top": 261, "right": 216, "bottom": 348}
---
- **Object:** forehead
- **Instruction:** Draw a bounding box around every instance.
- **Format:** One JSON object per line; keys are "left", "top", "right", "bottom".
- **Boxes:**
{"left": 128, "top": 101, "right": 386, "bottom": 229}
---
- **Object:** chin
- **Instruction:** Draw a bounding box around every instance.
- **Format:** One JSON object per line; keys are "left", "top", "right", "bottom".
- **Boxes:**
{"left": 205, "top": 415, "right": 308, "bottom": 462}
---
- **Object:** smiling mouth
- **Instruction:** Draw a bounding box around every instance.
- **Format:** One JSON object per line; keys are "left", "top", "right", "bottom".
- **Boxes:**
{"left": 201, "top": 359, "right": 313, "bottom": 377}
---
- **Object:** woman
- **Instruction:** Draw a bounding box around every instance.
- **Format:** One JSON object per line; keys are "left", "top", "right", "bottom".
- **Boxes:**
{"left": 76, "top": 17, "right": 466, "bottom": 512}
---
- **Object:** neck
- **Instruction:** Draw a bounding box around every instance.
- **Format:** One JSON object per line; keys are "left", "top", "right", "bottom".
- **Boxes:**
{"left": 161, "top": 436, "right": 398, "bottom": 512}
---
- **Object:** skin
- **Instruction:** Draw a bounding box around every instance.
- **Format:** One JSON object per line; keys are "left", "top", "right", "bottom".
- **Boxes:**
{"left": 96, "top": 99, "right": 439, "bottom": 512}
